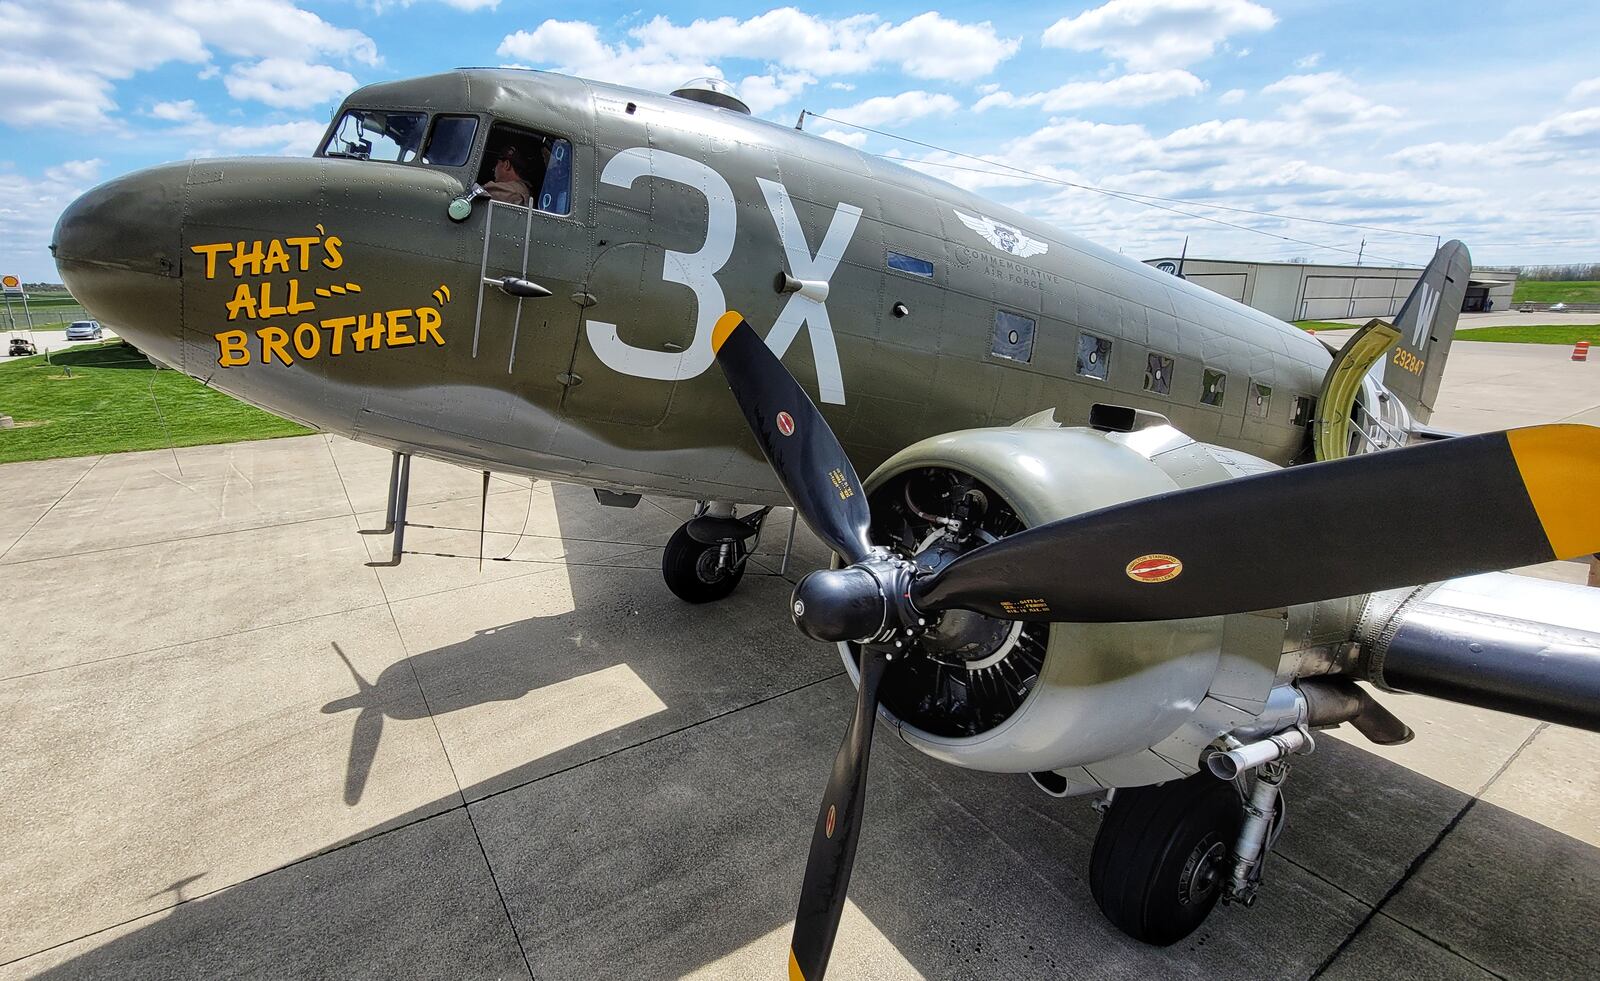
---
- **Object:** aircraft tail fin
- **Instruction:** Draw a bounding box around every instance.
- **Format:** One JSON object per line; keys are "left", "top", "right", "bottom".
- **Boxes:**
{"left": 1384, "top": 240, "right": 1471, "bottom": 422}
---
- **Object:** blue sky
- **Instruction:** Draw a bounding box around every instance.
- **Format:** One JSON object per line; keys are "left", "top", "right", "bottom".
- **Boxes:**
{"left": 4, "top": 0, "right": 1599, "bottom": 282}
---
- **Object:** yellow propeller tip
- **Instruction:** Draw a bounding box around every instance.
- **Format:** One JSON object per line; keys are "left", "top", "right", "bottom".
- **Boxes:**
{"left": 712, "top": 310, "right": 744, "bottom": 354}
{"left": 788, "top": 948, "right": 807, "bottom": 981}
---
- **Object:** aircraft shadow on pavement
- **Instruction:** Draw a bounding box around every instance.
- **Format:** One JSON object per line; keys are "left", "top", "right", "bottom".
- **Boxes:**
{"left": 22, "top": 482, "right": 1600, "bottom": 980}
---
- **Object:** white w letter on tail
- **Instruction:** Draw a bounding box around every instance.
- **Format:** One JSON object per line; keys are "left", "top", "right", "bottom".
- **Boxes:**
{"left": 1412, "top": 283, "right": 1440, "bottom": 349}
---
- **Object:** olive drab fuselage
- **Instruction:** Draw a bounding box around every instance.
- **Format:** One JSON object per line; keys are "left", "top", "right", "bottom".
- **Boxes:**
{"left": 53, "top": 69, "right": 1334, "bottom": 502}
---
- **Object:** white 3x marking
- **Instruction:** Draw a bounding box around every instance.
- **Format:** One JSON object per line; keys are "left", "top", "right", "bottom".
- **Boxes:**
{"left": 583, "top": 148, "right": 860, "bottom": 404}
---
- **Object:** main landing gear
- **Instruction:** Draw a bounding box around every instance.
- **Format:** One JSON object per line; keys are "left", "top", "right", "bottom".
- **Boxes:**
{"left": 662, "top": 502, "right": 771, "bottom": 603}
{"left": 1089, "top": 751, "right": 1293, "bottom": 945}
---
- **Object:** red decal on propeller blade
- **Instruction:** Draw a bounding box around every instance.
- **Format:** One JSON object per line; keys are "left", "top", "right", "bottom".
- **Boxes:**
{"left": 777, "top": 411, "right": 796, "bottom": 437}
{"left": 1125, "top": 554, "right": 1183, "bottom": 583}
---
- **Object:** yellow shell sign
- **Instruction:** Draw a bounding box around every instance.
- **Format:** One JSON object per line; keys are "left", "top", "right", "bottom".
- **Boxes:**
{"left": 1, "top": 275, "right": 20, "bottom": 290}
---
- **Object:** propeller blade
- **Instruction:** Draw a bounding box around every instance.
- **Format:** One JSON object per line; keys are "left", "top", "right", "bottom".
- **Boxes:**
{"left": 711, "top": 311, "right": 873, "bottom": 564}
{"left": 790, "top": 647, "right": 887, "bottom": 981}
{"left": 913, "top": 424, "right": 1600, "bottom": 623}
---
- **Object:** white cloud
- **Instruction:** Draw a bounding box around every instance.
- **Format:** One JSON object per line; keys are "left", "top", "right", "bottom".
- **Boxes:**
{"left": 45, "top": 159, "right": 104, "bottom": 184}
{"left": 0, "top": 61, "right": 117, "bottom": 126}
{"left": 148, "top": 99, "right": 204, "bottom": 122}
{"left": 0, "top": 160, "right": 106, "bottom": 280}
{"left": 829, "top": 81, "right": 855, "bottom": 92}
{"left": 824, "top": 91, "right": 959, "bottom": 127}
{"left": 1295, "top": 52, "right": 1323, "bottom": 69}
{"left": 225, "top": 58, "right": 357, "bottom": 108}
{"left": 1262, "top": 72, "right": 1401, "bottom": 128}
{"left": 1569, "top": 77, "right": 1600, "bottom": 102}
{"left": 169, "top": 0, "right": 379, "bottom": 66}
{"left": 737, "top": 71, "right": 815, "bottom": 114}
{"left": 498, "top": 20, "right": 719, "bottom": 92}
{"left": 976, "top": 70, "right": 1206, "bottom": 112}
{"left": 1043, "top": 0, "right": 1276, "bottom": 70}
{"left": 499, "top": 10, "right": 1019, "bottom": 92}
{"left": 1218, "top": 87, "right": 1246, "bottom": 104}
{"left": 0, "top": 0, "right": 377, "bottom": 130}
{"left": 815, "top": 129, "right": 867, "bottom": 149}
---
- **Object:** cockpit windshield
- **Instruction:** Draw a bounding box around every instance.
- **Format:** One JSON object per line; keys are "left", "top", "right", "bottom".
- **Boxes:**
{"left": 324, "top": 109, "right": 426, "bottom": 162}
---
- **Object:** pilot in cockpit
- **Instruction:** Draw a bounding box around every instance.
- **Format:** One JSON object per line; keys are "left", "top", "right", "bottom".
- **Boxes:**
{"left": 483, "top": 145, "right": 539, "bottom": 207}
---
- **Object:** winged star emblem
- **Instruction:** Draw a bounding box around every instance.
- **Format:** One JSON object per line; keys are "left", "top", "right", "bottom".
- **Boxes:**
{"left": 954, "top": 210, "right": 1048, "bottom": 258}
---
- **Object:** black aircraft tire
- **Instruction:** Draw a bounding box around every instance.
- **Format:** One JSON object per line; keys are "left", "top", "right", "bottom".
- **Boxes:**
{"left": 1089, "top": 773, "right": 1242, "bottom": 946}
{"left": 662, "top": 523, "right": 747, "bottom": 603}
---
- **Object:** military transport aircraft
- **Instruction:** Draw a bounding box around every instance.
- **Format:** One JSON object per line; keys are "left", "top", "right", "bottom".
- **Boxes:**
{"left": 51, "top": 69, "right": 1600, "bottom": 981}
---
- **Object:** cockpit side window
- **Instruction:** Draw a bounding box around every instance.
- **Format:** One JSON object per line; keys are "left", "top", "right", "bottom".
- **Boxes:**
{"left": 423, "top": 115, "right": 479, "bottom": 167}
{"left": 478, "top": 123, "right": 573, "bottom": 216}
{"left": 324, "top": 109, "right": 426, "bottom": 162}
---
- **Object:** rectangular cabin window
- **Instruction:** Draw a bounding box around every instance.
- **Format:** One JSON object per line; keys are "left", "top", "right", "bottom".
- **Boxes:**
{"left": 1292, "top": 394, "right": 1317, "bottom": 427}
{"left": 1249, "top": 381, "right": 1272, "bottom": 419}
{"left": 886, "top": 251, "right": 935, "bottom": 278}
{"left": 1201, "top": 368, "right": 1226, "bottom": 407}
{"left": 1076, "top": 332, "right": 1112, "bottom": 380}
{"left": 1144, "top": 352, "right": 1174, "bottom": 396}
{"left": 479, "top": 123, "right": 574, "bottom": 216}
{"left": 424, "top": 115, "right": 479, "bottom": 167}
{"left": 324, "top": 109, "right": 426, "bottom": 162}
{"left": 992, "top": 310, "right": 1036, "bottom": 363}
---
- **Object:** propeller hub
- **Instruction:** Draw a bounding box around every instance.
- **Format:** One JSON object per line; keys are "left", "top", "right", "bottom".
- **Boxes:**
{"left": 792, "top": 555, "right": 923, "bottom": 644}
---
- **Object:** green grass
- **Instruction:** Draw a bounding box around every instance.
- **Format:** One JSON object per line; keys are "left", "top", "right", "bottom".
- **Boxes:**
{"left": 1293, "top": 320, "right": 1356, "bottom": 332}
{"left": 1512, "top": 281, "right": 1600, "bottom": 304}
{"left": 0, "top": 341, "right": 313, "bottom": 464}
{"left": 1455, "top": 325, "right": 1600, "bottom": 345}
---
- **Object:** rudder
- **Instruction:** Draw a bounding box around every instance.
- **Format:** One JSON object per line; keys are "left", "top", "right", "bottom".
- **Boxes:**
{"left": 1384, "top": 240, "right": 1471, "bottom": 422}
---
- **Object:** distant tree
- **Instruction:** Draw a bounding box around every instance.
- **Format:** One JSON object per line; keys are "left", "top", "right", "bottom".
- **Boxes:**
{"left": 1516, "top": 263, "right": 1600, "bottom": 281}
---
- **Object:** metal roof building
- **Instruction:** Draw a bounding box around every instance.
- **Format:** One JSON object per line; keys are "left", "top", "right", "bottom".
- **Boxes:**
{"left": 1141, "top": 257, "right": 1517, "bottom": 322}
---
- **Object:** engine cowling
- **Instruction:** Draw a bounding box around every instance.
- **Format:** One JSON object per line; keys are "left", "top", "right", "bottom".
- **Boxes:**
{"left": 838, "top": 421, "right": 1354, "bottom": 787}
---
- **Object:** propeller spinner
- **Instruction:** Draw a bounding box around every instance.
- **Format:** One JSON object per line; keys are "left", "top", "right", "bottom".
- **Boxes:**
{"left": 710, "top": 310, "right": 1600, "bottom": 981}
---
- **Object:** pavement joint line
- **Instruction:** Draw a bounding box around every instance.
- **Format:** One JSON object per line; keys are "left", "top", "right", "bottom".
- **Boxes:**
{"left": 0, "top": 599, "right": 394, "bottom": 684}
{"left": 1271, "top": 853, "right": 1373, "bottom": 912}
{"left": 0, "top": 452, "right": 105, "bottom": 563}
{"left": 1374, "top": 910, "right": 1511, "bottom": 980}
{"left": 1307, "top": 723, "right": 1548, "bottom": 979}
{"left": 0, "top": 486, "right": 533, "bottom": 569}
{"left": 364, "top": 542, "right": 537, "bottom": 981}
{"left": 0, "top": 668, "right": 848, "bottom": 970}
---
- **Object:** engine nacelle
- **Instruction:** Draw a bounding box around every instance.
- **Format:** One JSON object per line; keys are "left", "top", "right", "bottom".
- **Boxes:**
{"left": 842, "top": 420, "right": 1360, "bottom": 790}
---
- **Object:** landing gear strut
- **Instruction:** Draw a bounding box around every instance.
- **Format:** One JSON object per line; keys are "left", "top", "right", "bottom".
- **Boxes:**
{"left": 661, "top": 503, "right": 769, "bottom": 603}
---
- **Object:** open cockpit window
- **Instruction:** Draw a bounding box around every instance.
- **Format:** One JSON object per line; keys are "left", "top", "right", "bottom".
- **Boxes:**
{"left": 324, "top": 109, "right": 426, "bottom": 162}
{"left": 477, "top": 123, "right": 573, "bottom": 216}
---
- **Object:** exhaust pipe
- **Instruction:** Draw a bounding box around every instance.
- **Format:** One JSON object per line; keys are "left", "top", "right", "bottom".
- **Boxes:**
{"left": 1207, "top": 728, "right": 1312, "bottom": 780}
{"left": 1359, "top": 572, "right": 1600, "bottom": 732}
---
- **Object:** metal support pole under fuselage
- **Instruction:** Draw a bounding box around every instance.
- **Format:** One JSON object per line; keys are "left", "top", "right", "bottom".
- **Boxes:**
{"left": 780, "top": 508, "right": 799, "bottom": 576}
{"left": 390, "top": 453, "right": 412, "bottom": 563}
{"left": 379, "top": 450, "right": 402, "bottom": 534}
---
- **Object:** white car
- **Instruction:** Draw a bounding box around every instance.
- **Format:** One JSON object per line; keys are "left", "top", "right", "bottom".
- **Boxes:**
{"left": 64, "top": 320, "right": 103, "bottom": 340}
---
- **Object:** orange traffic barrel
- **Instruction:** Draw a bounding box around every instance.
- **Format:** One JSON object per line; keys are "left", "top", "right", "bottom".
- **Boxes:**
{"left": 1575, "top": 341, "right": 1591, "bottom": 362}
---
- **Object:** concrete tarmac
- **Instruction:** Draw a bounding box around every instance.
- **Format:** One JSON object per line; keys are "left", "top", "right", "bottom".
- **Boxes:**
{"left": 1, "top": 337, "right": 1598, "bottom": 980}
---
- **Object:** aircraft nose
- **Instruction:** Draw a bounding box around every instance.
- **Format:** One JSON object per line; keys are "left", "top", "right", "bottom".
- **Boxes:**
{"left": 52, "top": 162, "right": 188, "bottom": 367}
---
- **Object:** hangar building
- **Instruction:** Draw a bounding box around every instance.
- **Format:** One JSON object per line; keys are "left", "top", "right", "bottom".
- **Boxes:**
{"left": 1141, "top": 257, "right": 1517, "bottom": 322}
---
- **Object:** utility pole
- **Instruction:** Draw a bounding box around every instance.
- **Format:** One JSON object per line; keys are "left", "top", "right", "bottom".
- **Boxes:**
{"left": 1356, "top": 238, "right": 1365, "bottom": 267}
